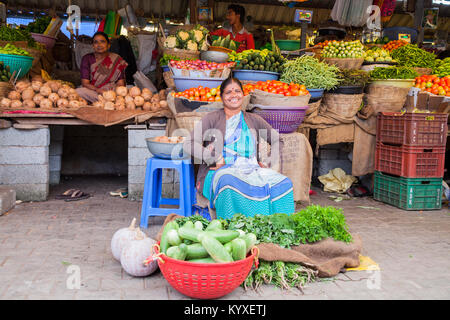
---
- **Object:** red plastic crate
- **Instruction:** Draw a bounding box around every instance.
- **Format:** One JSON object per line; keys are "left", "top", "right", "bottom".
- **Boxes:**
{"left": 376, "top": 112, "right": 448, "bottom": 147}
{"left": 375, "top": 143, "right": 446, "bottom": 178}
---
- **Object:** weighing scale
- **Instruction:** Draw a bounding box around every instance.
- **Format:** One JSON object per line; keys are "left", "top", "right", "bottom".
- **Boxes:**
{"left": 294, "top": 9, "right": 313, "bottom": 50}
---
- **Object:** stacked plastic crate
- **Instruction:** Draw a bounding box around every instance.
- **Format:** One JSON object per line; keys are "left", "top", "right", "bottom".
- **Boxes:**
{"left": 374, "top": 112, "right": 448, "bottom": 210}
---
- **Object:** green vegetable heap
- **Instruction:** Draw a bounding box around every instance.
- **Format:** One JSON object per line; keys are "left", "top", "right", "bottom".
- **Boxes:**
{"left": 391, "top": 44, "right": 436, "bottom": 68}
{"left": 0, "top": 26, "right": 36, "bottom": 48}
{"left": 0, "top": 43, "right": 31, "bottom": 57}
{"left": 337, "top": 69, "right": 370, "bottom": 87}
{"left": 369, "top": 66, "right": 419, "bottom": 80}
{"left": 280, "top": 55, "right": 340, "bottom": 90}
{"left": 26, "top": 16, "right": 52, "bottom": 34}
{"left": 322, "top": 40, "right": 365, "bottom": 59}
{"left": 433, "top": 57, "right": 450, "bottom": 77}
{"left": 232, "top": 49, "right": 286, "bottom": 73}
{"left": 159, "top": 217, "right": 257, "bottom": 263}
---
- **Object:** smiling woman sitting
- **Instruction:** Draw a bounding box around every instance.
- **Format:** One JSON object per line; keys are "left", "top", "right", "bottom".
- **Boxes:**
{"left": 183, "top": 77, "right": 295, "bottom": 219}
{"left": 76, "top": 31, "right": 128, "bottom": 103}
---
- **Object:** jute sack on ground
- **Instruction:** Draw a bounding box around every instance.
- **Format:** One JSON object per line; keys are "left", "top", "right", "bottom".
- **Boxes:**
{"left": 258, "top": 132, "right": 312, "bottom": 203}
{"left": 156, "top": 214, "right": 363, "bottom": 278}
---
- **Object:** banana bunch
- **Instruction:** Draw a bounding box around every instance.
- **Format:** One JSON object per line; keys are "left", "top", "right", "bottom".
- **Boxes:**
{"left": 0, "top": 61, "right": 12, "bottom": 82}
{"left": 0, "top": 43, "right": 31, "bottom": 57}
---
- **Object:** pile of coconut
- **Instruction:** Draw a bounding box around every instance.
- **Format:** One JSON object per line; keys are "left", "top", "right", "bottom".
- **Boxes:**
{"left": 0, "top": 79, "right": 86, "bottom": 109}
{"left": 94, "top": 86, "right": 168, "bottom": 112}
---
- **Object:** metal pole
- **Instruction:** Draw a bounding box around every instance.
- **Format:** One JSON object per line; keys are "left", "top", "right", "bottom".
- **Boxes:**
{"left": 415, "top": 0, "right": 424, "bottom": 45}
{"left": 300, "top": 21, "right": 307, "bottom": 49}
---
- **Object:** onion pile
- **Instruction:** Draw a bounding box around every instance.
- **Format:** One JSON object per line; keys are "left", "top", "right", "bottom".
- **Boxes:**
{"left": 1, "top": 79, "right": 86, "bottom": 109}
{"left": 93, "top": 86, "right": 169, "bottom": 112}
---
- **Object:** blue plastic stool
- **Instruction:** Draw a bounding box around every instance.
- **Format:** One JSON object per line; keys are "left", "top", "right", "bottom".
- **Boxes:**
{"left": 140, "top": 157, "right": 196, "bottom": 228}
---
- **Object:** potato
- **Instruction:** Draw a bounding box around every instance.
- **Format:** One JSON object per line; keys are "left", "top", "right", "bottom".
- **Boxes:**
{"left": 8, "top": 91, "right": 21, "bottom": 100}
{"left": 104, "top": 101, "right": 115, "bottom": 110}
{"left": 48, "top": 93, "right": 60, "bottom": 103}
{"left": 125, "top": 101, "right": 136, "bottom": 110}
{"left": 39, "top": 85, "right": 52, "bottom": 97}
{"left": 57, "top": 87, "right": 69, "bottom": 98}
{"left": 10, "top": 100, "right": 23, "bottom": 109}
{"left": 56, "top": 98, "right": 69, "bottom": 108}
{"left": 15, "top": 80, "right": 30, "bottom": 93}
{"left": 116, "top": 86, "right": 128, "bottom": 97}
{"left": 150, "top": 102, "right": 160, "bottom": 112}
{"left": 159, "top": 100, "right": 168, "bottom": 109}
{"left": 0, "top": 97, "right": 11, "bottom": 108}
{"left": 142, "top": 101, "right": 152, "bottom": 111}
{"left": 134, "top": 96, "right": 145, "bottom": 107}
{"left": 68, "top": 93, "right": 79, "bottom": 101}
{"left": 129, "top": 86, "right": 141, "bottom": 97}
{"left": 31, "top": 81, "right": 43, "bottom": 92}
{"left": 21, "top": 88, "right": 35, "bottom": 101}
{"left": 48, "top": 80, "right": 62, "bottom": 93}
{"left": 103, "top": 90, "right": 116, "bottom": 102}
{"left": 39, "top": 98, "right": 53, "bottom": 109}
{"left": 23, "top": 99, "right": 36, "bottom": 108}
{"left": 68, "top": 100, "right": 81, "bottom": 109}
{"left": 33, "top": 94, "right": 44, "bottom": 105}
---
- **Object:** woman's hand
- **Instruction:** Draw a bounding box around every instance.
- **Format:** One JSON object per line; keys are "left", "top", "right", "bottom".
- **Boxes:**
{"left": 211, "top": 157, "right": 226, "bottom": 170}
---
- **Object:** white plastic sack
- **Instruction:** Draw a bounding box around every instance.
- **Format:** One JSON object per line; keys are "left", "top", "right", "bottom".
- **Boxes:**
{"left": 133, "top": 71, "right": 157, "bottom": 93}
{"left": 136, "top": 34, "right": 157, "bottom": 75}
{"left": 74, "top": 41, "right": 94, "bottom": 70}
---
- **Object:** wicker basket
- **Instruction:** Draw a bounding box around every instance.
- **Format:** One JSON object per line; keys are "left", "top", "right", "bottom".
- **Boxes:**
{"left": 412, "top": 67, "right": 433, "bottom": 76}
{"left": 163, "top": 71, "right": 175, "bottom": 90}
{"left": 0, "top": 82, "right": 12, "bottom": 98}
{"left": 175, "top": 111, "right": 210, "bottom": 133}
{"left": 323, "top": 57, "right": 364, "bottom": 70}
{"left": 321, "top": 93, "right": 364, "bottom": 118}
{"left": 366, "top": 84, "right": 410, "bottom": 98}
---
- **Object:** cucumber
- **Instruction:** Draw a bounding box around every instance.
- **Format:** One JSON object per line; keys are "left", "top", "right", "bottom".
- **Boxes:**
{"left": 231, "top": 238, "right": 247, "bottom": 261}
{"left": 167, "top": 229, "right": 181, "bottom": 246}
{"left": 187, "top": 257, "right": 216, "bottom": 263}
{"left": 183, "top": 221, "right": 194, "bottom": 229}
{"left": 160, "top": 221, "right": 179, "bottom": 254}
{"left": 166, "top": 243, "right": 188, "bottom": 260}
{"left": 205, "top": 219, "right": 223, "bottom": 231}
{"left": 204, "top": 230, "right": 240, "bottom": 244}
{"left": 224, "top": 242, "right": 233, "bottom": 254}
{"left": 185, "top": 243, "right": 209, "bottom": 260}
{"left": 194, "top": 221, "right": 203, "bottom": 231}
{"left": 178, "top": 226, "right": 204, "bottom": 242}
{"left": 200, "top": 234, "right": 233, "bottom": 263}
{"left": 241, "top": 233, "right": 257, "bottom": 254}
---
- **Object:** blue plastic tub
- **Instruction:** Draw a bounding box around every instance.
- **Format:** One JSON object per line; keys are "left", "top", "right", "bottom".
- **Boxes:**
{"left": 233, "top": 70, "right": 279, "bottom": 82}
{"left": 173, "top": 77, "right": 225, "bottom": 92}
{"left": 307, "top": 88, "right": 324, "bottom": 99}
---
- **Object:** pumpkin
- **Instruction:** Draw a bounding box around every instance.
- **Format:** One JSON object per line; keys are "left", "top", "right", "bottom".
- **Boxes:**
{"left": 120, "top": 228, "right": 158, "bottom": 277}
{"left": 110, "top": 218, "right": 138, "bottom": 261}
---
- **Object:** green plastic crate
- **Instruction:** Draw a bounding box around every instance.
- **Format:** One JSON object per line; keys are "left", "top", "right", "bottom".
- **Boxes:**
{"left": 374, "top": 171, "right": 442, "bottom": 211}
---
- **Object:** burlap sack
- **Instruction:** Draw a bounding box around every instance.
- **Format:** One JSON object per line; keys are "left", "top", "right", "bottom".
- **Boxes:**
{"left": 258, "top": 132, "right": 312, "bottom": 203}
{"left": 250, "top": 89, "right": 311, "bottom": 107}
{"left": 156, "top": 214, "right": 363, "bottom": 278}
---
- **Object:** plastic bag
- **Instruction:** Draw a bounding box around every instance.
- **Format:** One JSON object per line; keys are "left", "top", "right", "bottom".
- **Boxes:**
{"left": 133, "top": 71, "right": 157, "bottom": 93}
{"left": 318, "top": 167, "right": 357, "bottom": 193}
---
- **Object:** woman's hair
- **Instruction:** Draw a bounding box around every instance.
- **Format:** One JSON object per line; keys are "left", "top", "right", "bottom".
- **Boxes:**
{"left": 92, "top": 31, "right": 110, "bottom": 44}
{"left": 220, "top": 77, "right": 243, "bottom": 97}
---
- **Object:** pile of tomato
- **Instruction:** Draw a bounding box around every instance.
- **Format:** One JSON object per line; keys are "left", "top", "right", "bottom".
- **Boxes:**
{"left": 171, "top": 86, "right": 223, "bottom": 102}
{"left": 382, "top": 40, "right": 409, "bottom": 52}
{"left": 243, "top": 80, "right": 309, "bottom": 97}
{"left": 315, "top": 40, "right": 332, "bottom": 49}
{"left": 415, "top": 75, "right": 450, "bottom": 96}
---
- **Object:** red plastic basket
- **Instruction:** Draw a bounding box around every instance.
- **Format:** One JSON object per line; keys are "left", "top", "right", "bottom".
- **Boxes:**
{"left": 151, "top": 243, "right": 259, "bottom": 299}
{"left": 375, "top": 142, "right": 446, "bottom": 178}
{"left": 376, "top": 112, "right": 448, "bottom": 147}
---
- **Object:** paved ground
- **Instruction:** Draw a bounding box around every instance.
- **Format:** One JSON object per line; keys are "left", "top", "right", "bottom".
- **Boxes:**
{"left": 1, "top": 175, "right": 449, "bottom": 300}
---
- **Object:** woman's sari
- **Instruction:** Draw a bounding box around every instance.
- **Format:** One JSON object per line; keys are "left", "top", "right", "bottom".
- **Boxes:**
{"left": 202, "top": 111, "right": 295, "bottom": 219}
{"left": 89, "top": 52, "right": 128, "bottom": 91}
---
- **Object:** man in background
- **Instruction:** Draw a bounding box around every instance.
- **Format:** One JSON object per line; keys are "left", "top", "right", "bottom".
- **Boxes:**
{"left": 211, "top": 4, "right": 255, "bottom": 52}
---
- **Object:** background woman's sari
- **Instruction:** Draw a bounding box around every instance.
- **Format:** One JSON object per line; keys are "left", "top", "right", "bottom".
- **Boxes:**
{"left": 202, "top": 111, "right": 295, "bottom": 219}
{"left": 89, "top": 52, "right": 127, "bottom": 90}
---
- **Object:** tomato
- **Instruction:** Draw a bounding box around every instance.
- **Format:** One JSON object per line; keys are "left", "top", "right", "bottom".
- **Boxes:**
{"left": 426, "top": 82, "right": 433, "bottom": 88}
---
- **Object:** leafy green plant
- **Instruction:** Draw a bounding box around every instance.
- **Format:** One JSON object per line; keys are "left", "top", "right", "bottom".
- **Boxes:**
{"left": 291, "top": 205, "right": 353, "bottom": 244}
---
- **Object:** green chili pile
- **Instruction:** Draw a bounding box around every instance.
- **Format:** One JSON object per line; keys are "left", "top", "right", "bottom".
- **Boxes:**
{"left": 391, "top": 44, "right": 436, "bottom": 68}
{"left": 280, "top": 55, "right": 340, "bottom": 90}
{"left": 369, "top": 66, "right": 419, "bottom": 80}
